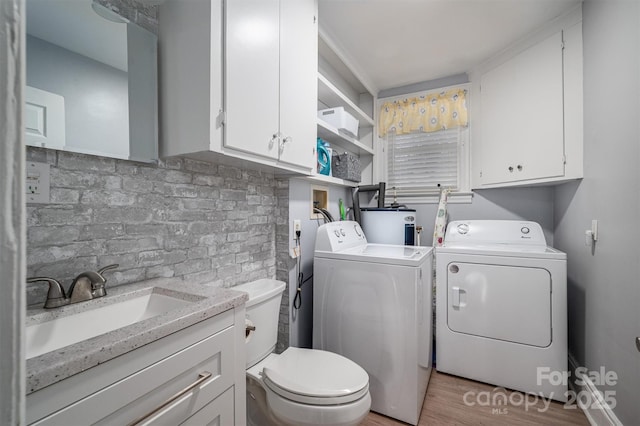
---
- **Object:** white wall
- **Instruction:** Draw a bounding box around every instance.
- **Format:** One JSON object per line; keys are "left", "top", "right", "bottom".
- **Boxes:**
{"left": 287, "top": 179, "right": 351, "bottom": 347}
{"left": 26, "top": 35, "right": 130, "bottom": 158}
{"left": 0, "top": 0, "right": 26, "bottom": 423}
{"left": 553, "top": 0, "right": 640, "bottom": 423}
{"left": 408, "top": 187, "right": 556, "bottom": 246}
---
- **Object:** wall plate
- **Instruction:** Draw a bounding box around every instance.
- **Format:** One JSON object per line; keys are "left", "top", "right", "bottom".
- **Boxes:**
{"left": 26, "top": 161, "right": 50, "bottom": 204}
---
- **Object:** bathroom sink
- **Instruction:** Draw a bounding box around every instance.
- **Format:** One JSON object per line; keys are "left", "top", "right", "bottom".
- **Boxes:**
{"left": 26, "top": 289, "right": 195, "bottom": 359}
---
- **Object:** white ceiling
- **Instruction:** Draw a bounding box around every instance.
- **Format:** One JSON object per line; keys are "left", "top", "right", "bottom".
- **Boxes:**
{"left": 318, "top": 0, "right": 581, "bottom": 93}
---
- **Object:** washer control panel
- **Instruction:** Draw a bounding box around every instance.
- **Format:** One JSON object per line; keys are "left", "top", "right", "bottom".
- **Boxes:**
{"left": 445, "top": 220, "right": 547, "bottom": 246}
{"left": 315, "top": 221, "right": 368, "bottom": 253}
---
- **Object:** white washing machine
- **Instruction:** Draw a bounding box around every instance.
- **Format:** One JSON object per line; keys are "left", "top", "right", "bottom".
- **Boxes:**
{"left": 313, "top": 221, "right": 432, "bottom": 425}
{"left": 436, "top": 220, "right": 567, "bottom": 401}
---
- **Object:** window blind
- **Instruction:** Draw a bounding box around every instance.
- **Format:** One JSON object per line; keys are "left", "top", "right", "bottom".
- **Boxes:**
{"left": 387, "top": 128, "right": 461, "bottom": 195}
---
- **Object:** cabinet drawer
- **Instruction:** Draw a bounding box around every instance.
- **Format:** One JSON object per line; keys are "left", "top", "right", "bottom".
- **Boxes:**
{"left": 181, "top": 387, "right": 234, "bottom": 426}
{"left": 34, "top": 326, "right": 235, "bottom": 425}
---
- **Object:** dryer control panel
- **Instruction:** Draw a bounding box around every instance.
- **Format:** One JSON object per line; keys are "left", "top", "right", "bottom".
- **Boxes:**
{"left": 315, "top": 221, "right": 367, "bottom": 253}
{"left": 445, "top": 220, "right": 547, "bottom": 246}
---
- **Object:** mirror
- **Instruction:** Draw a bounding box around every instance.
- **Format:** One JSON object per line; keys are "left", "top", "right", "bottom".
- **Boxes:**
{"left": 25, "top": 0, "right": 158, "bottom": 162}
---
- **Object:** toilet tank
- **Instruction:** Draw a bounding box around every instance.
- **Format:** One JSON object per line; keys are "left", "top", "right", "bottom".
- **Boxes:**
{"left": 234, "top": 279, "right": 286, "bottom": 368}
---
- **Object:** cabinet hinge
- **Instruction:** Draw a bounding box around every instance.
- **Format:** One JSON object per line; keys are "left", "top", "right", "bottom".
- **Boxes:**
{"left": 313, "top": 15, "right": 317, "bottom": 24}
{"left": 562, "top": 154, "right": 567, "bottom": 164}
{"left": 216, "top": 110, "right": 226, "bottom": 128}
{"left": 561, "top": 41, "right": 565, "bottom": 50}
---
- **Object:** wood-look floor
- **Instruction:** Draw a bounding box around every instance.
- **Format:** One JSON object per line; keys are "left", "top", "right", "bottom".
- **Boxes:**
{"left": 362, "top": 370, "right": 589, "bottom": 426}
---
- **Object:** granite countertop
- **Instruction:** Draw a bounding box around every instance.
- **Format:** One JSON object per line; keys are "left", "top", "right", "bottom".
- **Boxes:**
{"left": 26, "top": 277, "right": 248, "bottom": 394}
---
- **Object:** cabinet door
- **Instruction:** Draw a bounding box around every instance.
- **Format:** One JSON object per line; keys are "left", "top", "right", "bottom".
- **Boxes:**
{"left": 479, "top": 31, "right": 565, "bottom": 185}
{"left": 181, "top": 387, "right": 234, "bottom": 426}
{"left": 278, "top": 0, "right": 317, "bottom": 170}
{"left": 31, "top": 326, "right": 235, "bottom": 425}
{"left": 25, "top": 86, "right": 66, "bottom": 150}
{"left": 225, "top": 0, "right": 280, "bottom": 159}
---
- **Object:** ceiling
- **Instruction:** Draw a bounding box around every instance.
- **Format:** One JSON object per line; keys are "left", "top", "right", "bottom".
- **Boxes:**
{"left": 318, "top": 0, "right": 581, "bottom": 94}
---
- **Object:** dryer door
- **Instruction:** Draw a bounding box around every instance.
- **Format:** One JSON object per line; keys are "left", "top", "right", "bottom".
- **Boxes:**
{"left": 447, "top": 262, "right": 551, "bottom": 347}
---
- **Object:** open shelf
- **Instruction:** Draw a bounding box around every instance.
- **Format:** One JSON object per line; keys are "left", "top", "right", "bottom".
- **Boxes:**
{"left": 304, "top": 172, "right": 360, "bottom": 188}
{"left": 317, "top": 119, "right": 374, "bottom": 156}
{"left": 318, "top": 73, "right": 375, "bottom": 127}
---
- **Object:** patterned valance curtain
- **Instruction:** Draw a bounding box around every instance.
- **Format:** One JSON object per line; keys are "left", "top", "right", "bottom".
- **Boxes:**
{"left": 378, "top": 88, "right": 468, "bottom": 137}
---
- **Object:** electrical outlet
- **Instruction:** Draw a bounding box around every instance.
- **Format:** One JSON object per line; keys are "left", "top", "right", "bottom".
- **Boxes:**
{"left": 27, "top": 172, "right": 40, "bottom": 194}
{"left": 294, "top": 219, "right": 301, "bottom": 233}
{"left": 26, "top": 161, "right": 50, "bottom": 204}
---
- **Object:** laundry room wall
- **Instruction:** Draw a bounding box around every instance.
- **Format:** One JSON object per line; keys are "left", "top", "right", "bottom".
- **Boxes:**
{"left": 553, "top": 0, "right": 640, "bottom": 423}
{"left": 286, "top": 179, "right": 351, "bottom": 349}
{"left": 404, "top": 187, "right": 556, "bottom": 246}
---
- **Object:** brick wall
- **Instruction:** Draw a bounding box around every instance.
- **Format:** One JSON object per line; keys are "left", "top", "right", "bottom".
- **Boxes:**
{"left": 26, "top": 148, "right": 288, "bottom": 307}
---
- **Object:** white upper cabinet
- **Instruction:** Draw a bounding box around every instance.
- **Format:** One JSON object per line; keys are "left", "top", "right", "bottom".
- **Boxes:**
{"left": 471, "top": 13, "right": 583, "bottom": 189}
{"left": 225, "top": 1, "right": 281, "bottom": 160}
{"left": 279, "top": 0, "right": 319, "bottom": 168}
{"left": 479, "top": 32, "right": 564, "bottom": 185}
{"left": 159, "top": 0, "right": 317, "bottom": 173}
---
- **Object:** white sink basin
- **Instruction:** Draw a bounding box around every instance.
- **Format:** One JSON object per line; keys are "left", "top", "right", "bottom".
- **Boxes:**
{"left": 26, "top": 290, "right": 194, "bottom": 359}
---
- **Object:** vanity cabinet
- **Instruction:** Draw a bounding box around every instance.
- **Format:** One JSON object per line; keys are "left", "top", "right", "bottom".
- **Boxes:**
{"left": 472, "top": 20, "right": 583, "bottom": 188}
{"left": 159, "top": 0, "right": 317, "bottom": 174}
{"left": 26, "top": 308, "right": 246, "bottom": 425}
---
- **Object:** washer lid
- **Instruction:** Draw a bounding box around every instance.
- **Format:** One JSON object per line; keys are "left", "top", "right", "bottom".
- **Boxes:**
{"left": 262, "top": 348, "right": 369, "bottom": 405}
{"left": 316, "top": 243, "right": 432, "bottom": 266}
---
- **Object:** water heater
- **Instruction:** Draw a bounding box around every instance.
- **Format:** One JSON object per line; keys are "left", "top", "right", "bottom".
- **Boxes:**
{"left": 360, "top": 208, "right": 417, "bottom": 245}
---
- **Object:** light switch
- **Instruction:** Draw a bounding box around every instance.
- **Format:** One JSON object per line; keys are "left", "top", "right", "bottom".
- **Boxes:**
{"left": 26, "top": 161, "right": 50, "bottom": 203}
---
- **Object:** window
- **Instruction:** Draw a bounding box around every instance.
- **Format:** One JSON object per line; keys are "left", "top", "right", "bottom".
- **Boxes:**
{"left": 378, "top": 85, "right": 471, "bottom": 203}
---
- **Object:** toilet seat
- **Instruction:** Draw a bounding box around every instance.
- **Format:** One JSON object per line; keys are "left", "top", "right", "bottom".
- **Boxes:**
{"left": 261, "top": 347, "right": 369, "bottom": 406}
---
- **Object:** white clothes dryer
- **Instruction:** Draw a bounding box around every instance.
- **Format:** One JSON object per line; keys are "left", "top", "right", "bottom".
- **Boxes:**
{"left": 436, "top": 220, "right": 568, "bottom": 401}
{"left": 313, "top": 221, "right": 433, "bottom": 425}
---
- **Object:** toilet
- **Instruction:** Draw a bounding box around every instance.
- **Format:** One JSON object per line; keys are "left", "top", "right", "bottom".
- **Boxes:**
{"left": 235, "top": 279, "right": 371, "bottom": 426}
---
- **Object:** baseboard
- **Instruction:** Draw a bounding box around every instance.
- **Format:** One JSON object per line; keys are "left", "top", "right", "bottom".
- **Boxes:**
{"left": 568, "top": 354, "right": 622, "bottom": 426}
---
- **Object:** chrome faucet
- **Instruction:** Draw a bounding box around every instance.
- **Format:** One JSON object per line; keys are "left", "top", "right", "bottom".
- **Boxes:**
{"left": 26, "top": 277, "right": 68, "bottom": 309}
{"left": 27, "top": 264, "right": 119, "bottom": 309}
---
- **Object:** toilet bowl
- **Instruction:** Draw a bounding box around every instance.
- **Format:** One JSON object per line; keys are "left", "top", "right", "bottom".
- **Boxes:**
{"left": 235, "top": 279, "right": 371, "bottom": 426}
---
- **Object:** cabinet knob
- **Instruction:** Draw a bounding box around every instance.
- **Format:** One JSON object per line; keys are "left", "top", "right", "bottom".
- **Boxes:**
{"left": 517, "top": 164, "right": 523, "bottom": 171}
{"left": 269, "top": 133, "right": 279, "bottom": 150}
{"left": 508, "top": 166, "right": 514, "bottom": 172}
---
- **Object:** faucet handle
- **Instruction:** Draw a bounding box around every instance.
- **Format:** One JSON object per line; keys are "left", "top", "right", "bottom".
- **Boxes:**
{"left": 92, "top": 264, "right": 118, "bottom": 297}
{"left": 26, "top": 277, "right": 68, "bottom": 308}
{"left": 97, "top": 264, "right": 119, "bottom": 276}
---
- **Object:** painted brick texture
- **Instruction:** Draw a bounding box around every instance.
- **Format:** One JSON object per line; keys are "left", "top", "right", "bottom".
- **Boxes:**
{"left": 26, "top": 147, "right": 288, "bottom": 309}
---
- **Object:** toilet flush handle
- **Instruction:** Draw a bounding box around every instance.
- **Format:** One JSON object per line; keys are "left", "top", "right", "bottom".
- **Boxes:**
{"left": 246, "top": 324, "right": 256, "bottom": 338}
